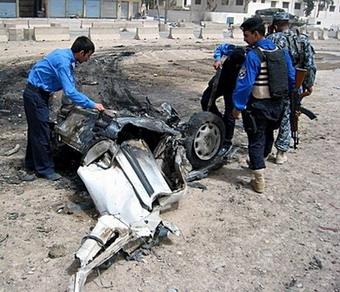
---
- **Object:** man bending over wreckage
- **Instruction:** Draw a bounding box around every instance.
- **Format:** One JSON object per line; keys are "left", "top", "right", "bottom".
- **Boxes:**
{"left": 201, "top": 44, "right": 247, "bottom": 154}
{"left": 22, "top": 36, "right": 105, "bottom": 182}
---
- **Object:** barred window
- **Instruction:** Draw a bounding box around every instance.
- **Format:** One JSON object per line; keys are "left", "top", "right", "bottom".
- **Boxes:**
{"left": 282, "top": 1, "right": 289, "bottom": 8}
{"left": 294, "top": 2, "right": 301, "bottom": 9}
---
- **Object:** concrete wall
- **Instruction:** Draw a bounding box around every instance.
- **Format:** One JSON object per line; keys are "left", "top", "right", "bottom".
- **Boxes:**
{"left": 190, "top": 0, "right": 306, "bottom": 15}
{"left": 147, "top": 9, "right": 193, "bottom": 22}
{"left": 189, "top": 0, "right": 307, "bottom": 23}
{"left": 191, "top": 0, "right": 245, "bottom": 13}
{"left": 203, "top": 11, "right": 247, "bottom": 23}
{"left": 147, "top": 9, "right": 248, "bottom": 24}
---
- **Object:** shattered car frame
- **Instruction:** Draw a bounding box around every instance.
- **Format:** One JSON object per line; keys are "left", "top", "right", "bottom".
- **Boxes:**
{"left": 51, "top": 101, "right": 225, "bottom": 291}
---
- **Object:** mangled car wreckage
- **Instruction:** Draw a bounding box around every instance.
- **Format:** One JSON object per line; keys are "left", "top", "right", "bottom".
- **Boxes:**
{"left": 51, "top": 100, "right": 227, "bottom": 291}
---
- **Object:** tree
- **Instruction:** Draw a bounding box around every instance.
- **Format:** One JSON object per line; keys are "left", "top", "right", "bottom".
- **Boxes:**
{"left": 303, "top": 0, "right": 314, "bottom": 16}
{"left": 303, "top": 0, "right": 334, "bottom": 17}
{"left": 243, "top": 0, "right": 252, "bottom": 13}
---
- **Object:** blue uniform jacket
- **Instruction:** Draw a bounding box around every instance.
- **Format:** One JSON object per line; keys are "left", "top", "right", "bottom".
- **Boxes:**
{"left": 232, "top": 38, "right": 295, "bottom": 111}
{"left": 28, "top": 48, "right": 96, "bottom": 109}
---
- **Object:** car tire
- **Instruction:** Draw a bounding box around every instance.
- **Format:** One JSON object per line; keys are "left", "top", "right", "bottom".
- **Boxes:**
{"left": 185, "top": 111, "right": 225, "bottom": 169}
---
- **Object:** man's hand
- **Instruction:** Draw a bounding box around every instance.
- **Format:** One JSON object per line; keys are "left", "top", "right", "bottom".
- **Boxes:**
{"left": 301, "top": 86, "right": 313, "bottom": 98}
{"left": 213, "top": 60, "right": 222, "bottom": 70}
{"left": 232, "top": 108, "right": 242, "bottom": 119}
{"left": 94, "top": 103, "right": 105, "bottom": 111}
{"left": 305, "top": 85, "right": 313, "bottom": 95}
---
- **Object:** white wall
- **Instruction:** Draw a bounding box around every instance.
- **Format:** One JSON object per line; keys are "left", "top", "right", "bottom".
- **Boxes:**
{"left": 147, "top": 9, "right": 193, "bottom": 22}
{"left": 191, "top": 0, "right": 245, "bottom": 13}
{"left": 168, "top": 0, "right": 340, "bottom": 28}
{"left": 147, "top": 8, "right": 247, "bottom": 23}
{"left": 204, "top": 11, "right": 247, "bottom": 23}
{"left": 308, "top": 0, "right": 340, "bottom": 28}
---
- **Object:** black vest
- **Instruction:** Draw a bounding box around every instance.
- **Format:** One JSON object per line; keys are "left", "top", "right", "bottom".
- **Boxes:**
{"left": 254, "top": 47, "right": 289, "bottom": 100}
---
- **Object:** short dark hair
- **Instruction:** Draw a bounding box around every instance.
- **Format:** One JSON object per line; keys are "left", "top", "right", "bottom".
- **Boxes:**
{"left": 241, "top": 17, "right": 265, "bottom": 36}
{"left": 71, "top": 36, "right": 95, "bottom": 54}
{"left": 272, "top": 19, "right": 289, "bottom": 26}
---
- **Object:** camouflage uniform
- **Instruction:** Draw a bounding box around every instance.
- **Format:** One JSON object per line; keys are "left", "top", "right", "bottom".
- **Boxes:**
{"left": 267, "top": 28, "right": 316, "bottom": 151}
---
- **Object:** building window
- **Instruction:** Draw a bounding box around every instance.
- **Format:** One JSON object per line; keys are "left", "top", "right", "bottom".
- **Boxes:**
{"left": 222, "top": 0, "right": 229, "bottom": 5}
{"left": 294, "top": 2, "right": 301, "bottom": 9}
{"left": 253, "top": 0, "right": 256, "bottom": 2}
{"left": 86, "top": 0, "right": 101, "bottom": 18}
{"left": 236, "top": 0, "right": 244, "bottom": 5}
{"left": 271, "top": 1, "right": 276, "bottom": 7}
{"left": 329, "top": 5, "right": 335, "bottom": 11}
{"left": 49, "top": 0, "right": 66, "bottom": 17}
{"left": 0, "top": 0, "right": 17, "bottom": 17}
{"left": 101, "top": 0, "right": 117, "bottom": 18}
{"left": 195, "top": 0, "right": 201, "bottom": 4}
{"left": 67, "top": 0, "right": 83, "bottom": 17}
{"left": 261, "top": 0, "right": 265, "bottom": 3}
{"left": 227, "top": 17, "right": 234, "bottom": 24}
{"left": 282, "top": 2, "right": 289, "bottom": 8}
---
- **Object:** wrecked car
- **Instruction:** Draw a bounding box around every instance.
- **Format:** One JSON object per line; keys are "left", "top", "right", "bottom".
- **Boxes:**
{"left": 254, "top": 8, "right": 305, "bottom": 27}
{"left": 51, "top": 100, "right": 226, "bottom": 291}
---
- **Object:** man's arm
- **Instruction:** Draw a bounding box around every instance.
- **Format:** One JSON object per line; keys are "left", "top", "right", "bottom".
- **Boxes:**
{"left": 57, "top": 65, "right": 103, "bottom": 110}
{"left": 283, "top": 49, "right": 296, "bottom": 93}
{"left": 301, "top": 36, "right": 316, "bottom": 90}
{"left": 213, "top": 43, "right": 235, "bottom": 69}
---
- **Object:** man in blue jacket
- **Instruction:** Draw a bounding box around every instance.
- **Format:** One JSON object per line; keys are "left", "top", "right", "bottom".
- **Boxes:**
{"left": 23, "top": 36, "right": 105, "bottom": 181}
{"left": 231, "top": 17, "right": 295, "bottom": 193}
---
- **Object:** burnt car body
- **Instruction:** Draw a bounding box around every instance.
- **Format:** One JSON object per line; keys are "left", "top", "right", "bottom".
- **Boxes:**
{"left": 51, "top": 102, "right": 226, "bottom": 291}
{"left": 255, "top": 8, "right": 305, "bottom": 26}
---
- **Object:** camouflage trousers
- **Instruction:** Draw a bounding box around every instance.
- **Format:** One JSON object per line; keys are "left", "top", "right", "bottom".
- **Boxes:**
{"left": 275, "top": 101, "right": 291, "bottom": 152}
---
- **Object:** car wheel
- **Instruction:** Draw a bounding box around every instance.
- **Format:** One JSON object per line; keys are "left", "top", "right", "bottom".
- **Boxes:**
{"left": 185, "top": 112, "right": 225, "bottom": 169}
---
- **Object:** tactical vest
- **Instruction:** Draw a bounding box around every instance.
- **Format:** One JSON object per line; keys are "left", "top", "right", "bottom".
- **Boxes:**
{"left": 253, "top": 47, "right": 289, "bottom": 100}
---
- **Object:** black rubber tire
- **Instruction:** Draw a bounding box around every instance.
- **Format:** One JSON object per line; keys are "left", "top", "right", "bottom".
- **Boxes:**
{"left": 184, "top": 111, "right": 225, "bottom": 169}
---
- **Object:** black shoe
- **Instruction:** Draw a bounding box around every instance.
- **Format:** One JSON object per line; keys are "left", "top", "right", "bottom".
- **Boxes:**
{"left": 39, "top": 172, "right": 62, "bottom": 181}
{"left": 18, "top": 170, "right": 36, "bottom": 182}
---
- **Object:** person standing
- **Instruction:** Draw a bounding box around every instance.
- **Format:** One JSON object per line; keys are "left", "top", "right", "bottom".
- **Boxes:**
{"left": 267, "top": 12, "right": 316, "bottom": 164}
{"left": 23, "top": 36, "right": 105, "bottom": 181}
{"left": 231, "top": 17, "right": 295, "bottom": 193}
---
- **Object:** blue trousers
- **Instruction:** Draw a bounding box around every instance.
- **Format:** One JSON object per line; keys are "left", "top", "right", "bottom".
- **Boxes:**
{"left": 23, "top": 84, "right": 55, "bottom": 176}
{"left": 275, "top": 101, "right": 291, "bottom": 152}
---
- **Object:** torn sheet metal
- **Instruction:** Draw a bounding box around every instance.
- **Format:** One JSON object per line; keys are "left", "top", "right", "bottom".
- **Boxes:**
{"left": 54, "top": 106, "right": 180, "bottom": 154}
{"left": 104, "top": 116, "right": 180, "bottom": 140}
{"left": 70, "top": 138, "right": 186, "bottom": 292}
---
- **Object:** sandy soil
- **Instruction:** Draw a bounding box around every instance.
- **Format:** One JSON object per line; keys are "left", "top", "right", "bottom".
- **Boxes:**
{"left": 0, "top": 38, "right": 339, "bottom": 292}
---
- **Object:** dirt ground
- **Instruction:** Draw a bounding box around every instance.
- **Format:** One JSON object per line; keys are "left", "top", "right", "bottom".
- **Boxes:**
{"left": 0, "top": 38, "right": 339, "bottom": 292}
